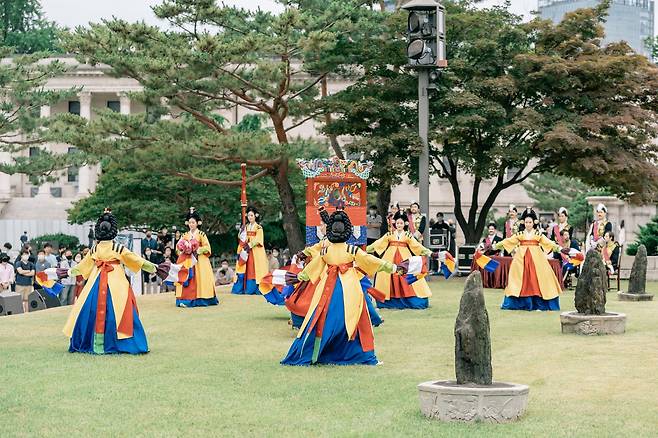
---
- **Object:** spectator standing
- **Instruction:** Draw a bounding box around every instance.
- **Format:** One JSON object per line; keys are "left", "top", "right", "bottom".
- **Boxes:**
{"left": 159, "top": 227, "right": 172, "bottom": 248}
{"left": 366, "top": 205, "right": 383, "bottom": 246}
{"left": 43, "top": 243, "right": 58, "bottom": 268}
{"left": 0, "top": 253, "right": 15, "bottom": 293}
{"left": 141, "top": 230, "right": 158, "bottom": 255}
{"left": 88, "top": 225, "right": 95, "bottom": 248}
{"left": 3, "top": 242, "right": 18, "bottom": 262}
{"left": 142, "top": 248, "right": 161, "bottom": 294}
{"left": 172, "top": 227, "right": 181, "bottom": 249}
{"left": 58, "top": 249, "right": 76, "bottom": 305}
{"left": 35, "top": 249, "right": 51, "bottom": 274}
{"left": 215, "top": 259, "right": 235, "bottom": 287}
{"left": 15, "top": 250, "right": 35, "bottom": 313}
{"left": 431, "top": 212, "right": 457, "bottom": 255}
{"left": 19, "top": 231, "right": 28, "bottom": 246}
{"left": 272, "top": 248, "right": 282, "bottom": 267}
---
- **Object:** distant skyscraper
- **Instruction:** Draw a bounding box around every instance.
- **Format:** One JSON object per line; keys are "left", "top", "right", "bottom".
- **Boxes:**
{"left": 538, "top": 0, "right": 655, "bottom": 58}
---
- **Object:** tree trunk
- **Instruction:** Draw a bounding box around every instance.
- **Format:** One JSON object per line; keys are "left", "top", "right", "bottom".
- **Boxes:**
{"left": 272, "top": 158, "right": 304, "bottom": 254}
{"left": 271, "top": 115, "right": 304, "bottom": 253}
{"left": 376, "top": 185, "right": 391, "bottom": 236}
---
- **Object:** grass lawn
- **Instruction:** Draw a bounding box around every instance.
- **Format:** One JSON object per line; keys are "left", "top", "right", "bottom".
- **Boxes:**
{"left": 1, "top": 278, "right": 658, "bottom": 437}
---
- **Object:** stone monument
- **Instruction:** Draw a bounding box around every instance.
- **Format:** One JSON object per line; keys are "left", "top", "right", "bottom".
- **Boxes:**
{"left": 560, "top": 250, "right": 626, "bottom": 335}
{"left": 418, "top": 272, "right": 528, "bottom": 423}
{"left": 618, "top": 245, "right": 653, "bottom": 301}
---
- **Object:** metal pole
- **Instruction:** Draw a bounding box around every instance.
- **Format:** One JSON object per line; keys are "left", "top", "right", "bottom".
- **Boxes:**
{"left": 418, "top": 69, "right": 430, "bottom": 244}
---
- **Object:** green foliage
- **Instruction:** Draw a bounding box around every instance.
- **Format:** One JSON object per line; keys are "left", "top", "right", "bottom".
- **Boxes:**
{"left": 31, "top": 233, "right": 79, "bottom": 251}
{"left": 0, "top": 0, "right": 61, "bottom": 53}
{"left": 523, "top": 173, "right": 610, "bottom": 232}
{"left": 626, "top": 216, "right": 658, "bottom": 256}
{"left": 327, "top": 1, "right": 658, "bottom": 243}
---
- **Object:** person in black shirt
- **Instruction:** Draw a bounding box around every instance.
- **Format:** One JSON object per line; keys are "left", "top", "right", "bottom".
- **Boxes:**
{"left": 15, "top": 250, "right": 35, "bottom": 313}
{"left": 430, "top": 212, "right": 456, "bottom": 255}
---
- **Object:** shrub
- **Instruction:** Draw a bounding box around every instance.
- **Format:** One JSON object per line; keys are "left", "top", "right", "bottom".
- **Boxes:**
{"left": 31, "top": 233, "right": 80, "bottom": 251}
{"left": 626, "top": 216, "right": 658, "bottom": 256}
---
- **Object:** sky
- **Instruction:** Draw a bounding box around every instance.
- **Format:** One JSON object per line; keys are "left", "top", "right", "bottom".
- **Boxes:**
{"left": 40, "top": 0, "right": 534, "bottom": 28}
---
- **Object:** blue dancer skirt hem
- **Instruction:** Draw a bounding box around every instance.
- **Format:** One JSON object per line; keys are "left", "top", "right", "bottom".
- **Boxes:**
{"left": 231, "top": 275, "right": 259, "bottom": 295}
{"left": 376, "top": 296, "right": 428, "bottom": 310}
{"left": 501, "top": 295, "right": 560, "bottom": 311}
{"left": 263, "top": 289, "right": 285, "bottom": 306}
{"left": 69, "top": 278, "right": 149, "bottom": 355}
{"left": 282, "top": 278, "right": 378, "bottom": 366}
{"left": 176, "top": 296, "right": 219, "bottom": 307}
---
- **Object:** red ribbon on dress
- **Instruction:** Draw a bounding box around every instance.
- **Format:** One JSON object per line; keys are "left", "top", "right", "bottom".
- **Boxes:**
{"left": 306, "top": 263, "right": 376, "bottom": 353}
{"left": 94, "top": 260, "right": 120, "bottom": 335}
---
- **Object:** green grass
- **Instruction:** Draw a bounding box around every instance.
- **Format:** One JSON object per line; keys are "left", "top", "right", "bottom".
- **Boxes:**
{"left": 2, "top": 279, "right": 658, "bottom": 437}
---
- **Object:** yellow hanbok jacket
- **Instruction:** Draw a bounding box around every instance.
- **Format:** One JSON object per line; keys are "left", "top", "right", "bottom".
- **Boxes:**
{"left": 176, "top": 230, "right": 215, "bottom": 299}
{"left": 234, "top": 222, "right": 268, "bottom": 283}
{"left": 496, "top": 231, "right": 562, "bottom": 299}
{"left": 297, "top": 243, "right": 393, "bottom": 340}
{"left": 63, "top": 241, "right": 146, "bottom": 340}
{"left": 367, "top": 231, "right": 432, "bottom": 299}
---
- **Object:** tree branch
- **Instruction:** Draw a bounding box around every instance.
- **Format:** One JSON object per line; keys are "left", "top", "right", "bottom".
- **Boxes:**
{"left": 289, "top": 73, "right": 327, "bottom": 101}
{"left": 166, "top": 168, "right": 270, "bottom": 186}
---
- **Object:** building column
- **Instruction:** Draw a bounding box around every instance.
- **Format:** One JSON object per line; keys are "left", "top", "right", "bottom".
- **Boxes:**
{"left": 35, "top": 105, "right": 52, "bottom": 198}
{"left": 119, "top": 94, "right": 131, "bottom": 115}
{"left": 78, "top": 92, "right": 92, "bottom": 196}
{"left": 0, "top": 151, "right": 11, "bottom": 199}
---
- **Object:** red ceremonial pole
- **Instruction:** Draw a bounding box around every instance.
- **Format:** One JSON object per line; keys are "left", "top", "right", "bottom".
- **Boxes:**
{"left": 241, "top": 163, "right": 247, "bottom": 226}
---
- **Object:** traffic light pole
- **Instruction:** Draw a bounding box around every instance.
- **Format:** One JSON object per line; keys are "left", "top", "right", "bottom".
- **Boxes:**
{"left": 418, "top": 69, "right": 430, "bottom": 244}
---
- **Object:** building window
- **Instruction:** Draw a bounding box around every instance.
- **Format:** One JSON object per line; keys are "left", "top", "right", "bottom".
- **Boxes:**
{"left": 67, "top": 147, "right": 79, "bottom": 182}
{"left": 29, "top": 147, "right": 40, "bottom": 157}
{"left": 68, "top": 101, "right": 81, "bottom": 115}
{"left": 107, "top": 100, "right": 120, "bottom": 112}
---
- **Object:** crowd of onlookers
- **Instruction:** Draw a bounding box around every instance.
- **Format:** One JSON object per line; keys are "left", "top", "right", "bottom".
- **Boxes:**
{"left": 1, "top": 234, "right": 88, "bottom": 313}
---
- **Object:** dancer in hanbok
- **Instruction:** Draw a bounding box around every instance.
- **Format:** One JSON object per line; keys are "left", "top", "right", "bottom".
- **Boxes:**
{"left": 281, "top": 209, "right": 402, "bottom": 366}
{"left": 367, "top": 212, "right": 432, "bottom": 309}
{"left": 62, "top": 209, "right": 154, "bottom": 354}
{"left": 586, "top": 203, "right": 613, "bottom": 252}
{"left": 494, "top": 209, "right": 565, "bottom": 311}
{"left": 504, "top": 205, "right": 521, "bottom": 238}
{"left": 175, "top": 208, "right": 218, "bottom": 307}
{"left": 232, "top": 207, "right": 278, "bottom": 302}
{"left": 600, "top": 231, "right": 621, "bottom": 274}
{"left": 285, "top": 208, "right": 383, "bottom": 329}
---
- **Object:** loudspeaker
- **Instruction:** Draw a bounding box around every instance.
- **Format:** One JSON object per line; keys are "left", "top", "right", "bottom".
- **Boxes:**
{"left": 0, "top": 291, "right": 24, "bottom": 316}
{"left": 39, "top": 290, "right": 61, "bottom": 308}
{"left": 28, "top": 291, "right": 47, "bottom": 312}
{"left": 457, "top": 245, "right": 477, "bottom": 274}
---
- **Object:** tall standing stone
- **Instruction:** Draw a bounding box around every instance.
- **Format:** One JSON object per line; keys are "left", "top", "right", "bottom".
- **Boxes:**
{"left": 454, "top": 272, "right": 492, "bottom": 385}
{"left": 628, "top": 245, "right": 647, "bottom": 295}
{"left": 575, "top": 250, "right": 608, "bottom": 315}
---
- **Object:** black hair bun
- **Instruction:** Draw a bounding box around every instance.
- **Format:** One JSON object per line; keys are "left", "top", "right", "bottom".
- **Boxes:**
{"left": 95, "top": 209, "right": 118, "bottom": 241}
{"left": 326, "top": 210, "right": 353, "bottom": 243}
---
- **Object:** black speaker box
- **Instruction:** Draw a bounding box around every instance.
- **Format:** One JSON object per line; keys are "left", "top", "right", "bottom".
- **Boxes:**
{"left": 0, "top": 291, "right": 24, "bottom": 316}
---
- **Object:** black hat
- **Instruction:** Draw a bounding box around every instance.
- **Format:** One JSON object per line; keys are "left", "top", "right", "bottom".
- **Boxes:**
{"left": 95, "top": 208, "right": 118, "bottom": 241}
{"left": 326, "top": 210, "right": 353, "bottom": 243}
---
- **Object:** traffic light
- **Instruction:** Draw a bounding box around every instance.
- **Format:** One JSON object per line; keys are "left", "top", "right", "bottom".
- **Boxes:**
{"left": 402, "top": 0, "right": 447, "bottom": 69}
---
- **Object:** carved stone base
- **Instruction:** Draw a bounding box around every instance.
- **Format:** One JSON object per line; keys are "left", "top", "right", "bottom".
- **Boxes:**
{"left": 560, "top": 311, "right": 626, "bottom": 335}
{"left": 617, "top": 292, "right": 654, "bottom": 302}
{"left": 417, "top": 380, "right": 529, "bottom": 423}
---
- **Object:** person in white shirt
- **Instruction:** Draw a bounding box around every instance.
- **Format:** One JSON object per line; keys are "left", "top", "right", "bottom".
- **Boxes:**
{"left": 58, "top": 249, "right": 77, "bottom": 305}
{"left": 0, "top": 253, "right": 15, "bottom": 293}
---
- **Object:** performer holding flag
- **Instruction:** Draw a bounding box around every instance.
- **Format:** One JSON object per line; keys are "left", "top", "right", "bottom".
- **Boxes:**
{"left": 174, "top": 208, "right": 218, "bottom": 307}
{"left": 493, "top": 209, "right": 566, "bottom": 311}
{"left": 366, "top": 212, "right": 434, "bottom": 310}
{"left": 60, "top": 209, "right": 155, "bottom": 354}
{"left": 281, "top": 209, "right": 404, "bottom": 366}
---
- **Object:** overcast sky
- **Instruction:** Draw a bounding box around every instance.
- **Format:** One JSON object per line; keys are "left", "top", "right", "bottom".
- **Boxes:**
{"left": 40, "top": 0, "right": 535, "bottom": 28}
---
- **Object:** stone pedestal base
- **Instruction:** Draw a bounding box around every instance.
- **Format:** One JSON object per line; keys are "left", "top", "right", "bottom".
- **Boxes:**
{"left": 417, "top": 380, "right": 529, "bottom": 423}
{"left": 560, "top": 311, "right": 626, "bottom": 335}
{"left": 617, "top": 292, "right": 654, "bottom": 302}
